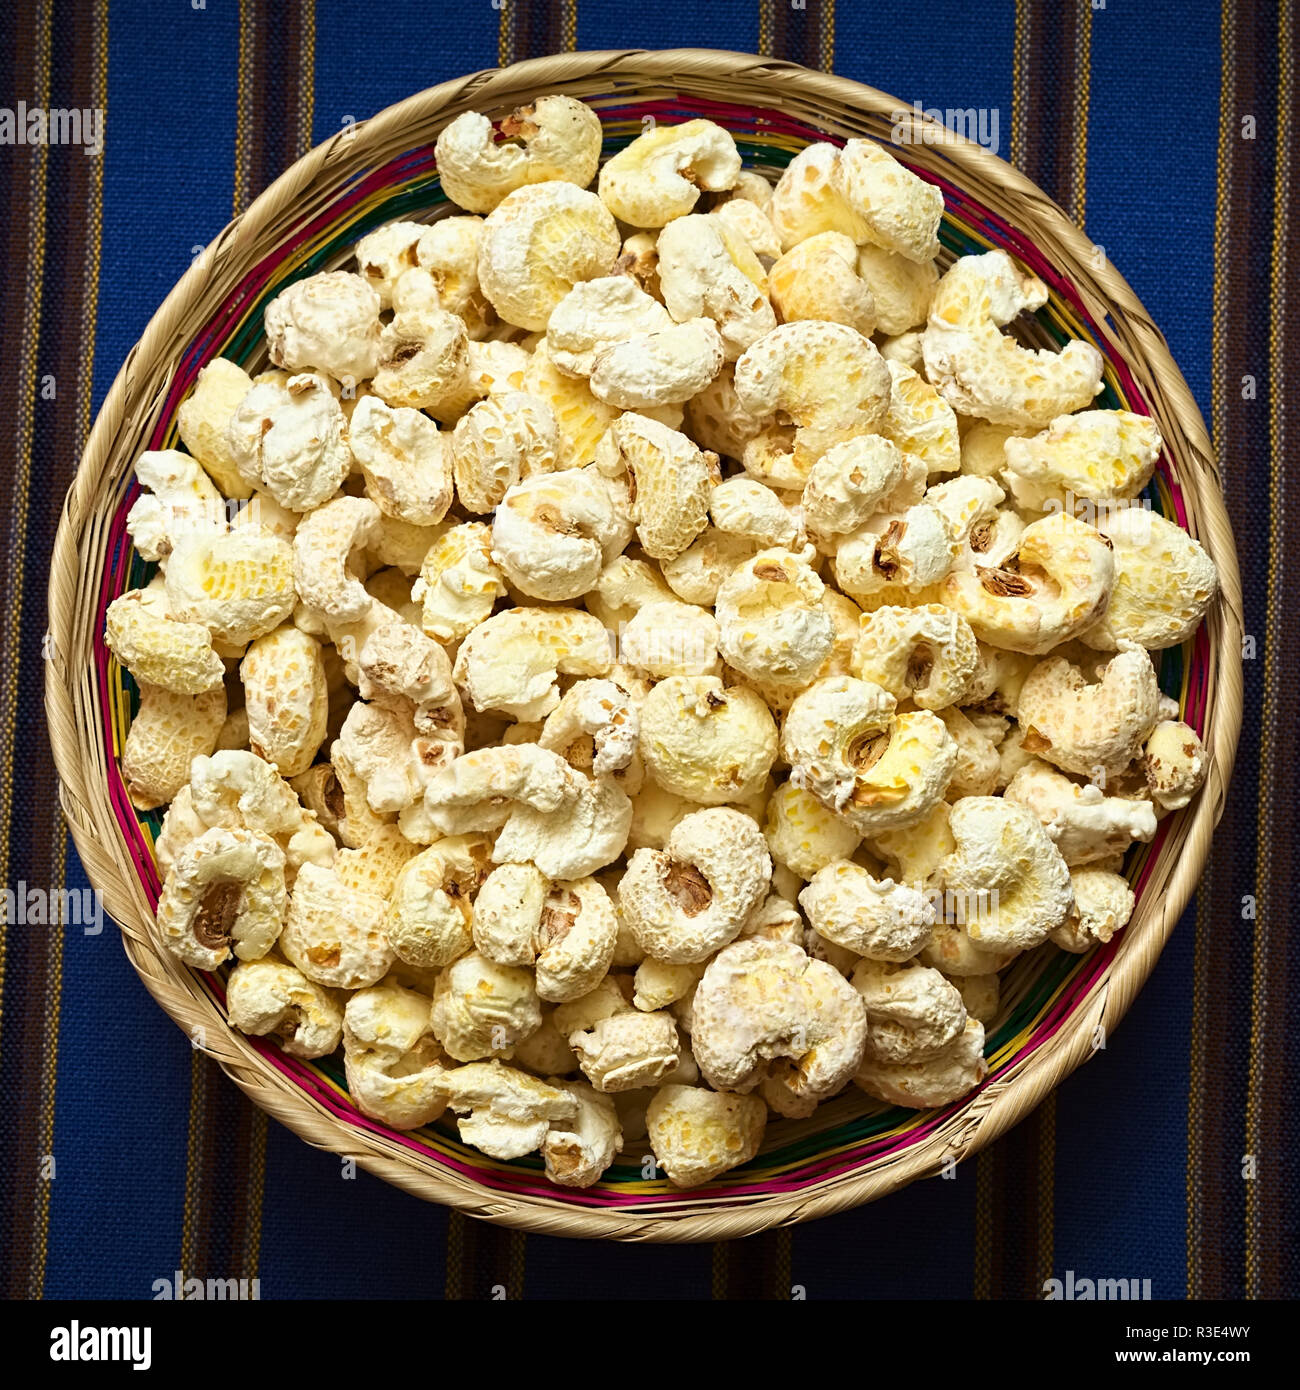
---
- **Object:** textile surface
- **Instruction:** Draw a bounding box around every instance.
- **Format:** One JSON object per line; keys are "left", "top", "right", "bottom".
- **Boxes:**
{"left": 0, "top": 0, "right": 1293, "bottom": 1300}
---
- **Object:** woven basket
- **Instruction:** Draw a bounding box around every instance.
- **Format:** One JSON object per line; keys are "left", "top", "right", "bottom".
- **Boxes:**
{"left": 46, "top": 49, "right": 1244, "bottom": 1242}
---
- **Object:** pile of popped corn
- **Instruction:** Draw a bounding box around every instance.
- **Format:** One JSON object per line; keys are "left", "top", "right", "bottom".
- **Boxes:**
{"left": 108, "top": 97, "right": 1218, "bottom": 1189}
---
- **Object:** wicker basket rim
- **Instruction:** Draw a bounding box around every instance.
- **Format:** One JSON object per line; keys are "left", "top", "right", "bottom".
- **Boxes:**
{"left": 45, "top": 48, "right": 1245, "bottom": 1243}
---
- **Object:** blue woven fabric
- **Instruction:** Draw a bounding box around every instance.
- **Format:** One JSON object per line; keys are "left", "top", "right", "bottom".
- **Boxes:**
{"left": 3, "top": 0, "right": 1289, "bottom": 1300}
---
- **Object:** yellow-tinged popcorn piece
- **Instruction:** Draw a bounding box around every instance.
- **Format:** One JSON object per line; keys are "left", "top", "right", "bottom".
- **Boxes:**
{"left": 692, "top": 938, "right": 868, "bottom": 1118}
{"left": 265, "top": 270, "right": 382, "bottom": 385}
{"left": 764, "top": 781, "right": 862, "bottom": 881}
{"left": 1017, "top": 641, "right": 1163, "bottom": 777}
{"left": 646, "top": 1084, "right": 766, "bottom": 1188}
{"left": 541, "top": 1079, "right": 622, "bottom": 1188}
{"left": 479, "top": 181, "right": 621, "bottom": 332}
{"left": 638, "top": 675, "right": 778, "bottom": 806}
{"left": 122, "top": 682, "right": 226, "bottom": 810}
{"left": 522, "top": 336, "right": 621, "bottom": 468}
{"left": 105, "top": 589, "right": 225, "bottom": 695}
{"left": 333, "top": 823, "right": 422, "bottom": 898}
{"left": 451, "top": 389, "right": 559, "bottom": 515}
{"left": 431, "top": 949, "right": 542, "bottom": 1062}
{"left": 436, "top": 96, "right": 602, "bottom": 214}
{"left": 1002, "top": 409, "right": 1162, "bottom": 512}
{"left": 923, "top": 250, "right": 1104, "bottom": 428}
{"left": 227, "top": 956, "right": 344, "bottom": 1059}
{"left": 156, "top": 825, "right": 287, "bottom": 971}
{"left": 594, "top": 411, "right": 718, "bottom": 561}
{"left": 801, "top": 862, "right": 935, "bottom": 962}
{"left": 734, "top": 320, "right": 892, "bottom": 487}
{"left": 1051, "top": 867, "right": 1136, "bottom": 953}
{"left": 412, "top": 521, "right": 506, "bottom": 644}
{"left": 491, "top": 467, "right": 632, "bottom": 602}
{"left": 1081, "top": 507, "right": 1218, "bottom": 651}
{"left": 176, "top": 358, "right": 256, "bottom": 498}
{"left": 715, "top": 547, "right": 834, "bottom": 685}
{"left": 453, "top": 605, "right": 612, "bottom": 721}
{"left": 598, "top": 119, "right": 740, "bottom": 228}
{"left": 163, "top": 525, "right": 297, "bottom": 648}
{"left": 620, "top": 806, "right": 771, "bottom": 964}
{"left": 882, "top": 359, "right": 961, "bottom": 477}
{"left": 280, "top": 861, "right": 393, "bottom": 989}
{"left": 383, "top": 833, "right": 491, "bottom": 968}
{"left": 768, "top": 231, "right": 876, "bottom": 336}
{"left": 782, "top": 674, "right": 957, "bottom": 834}
{"left": 343, "top": 981, "right": 451, "bottom": 1128}
{"left": 349, "top": 395, "right": 453, "bottom": 528}
{"left": 941, "top": 796, "right": 1073, "bottom": 952}
{"left": 851, "top": 603, "right": 977, "bottom": 709}
{"left": 941, "top": 511, "right": 1115, "bottom": 655}
{"left": 239, "top": 625, "right": 328, "bottom": 778}
{"left": 1142, "top": 719, "right": 1208, "bottom": 811}
{"left": 1004, "top": 757, "right": 1157, "bottom": 865}
{"left": 855, "top": 1016, "right": 987, "bottom": 1108}
{"left": 443, "top": 1059, "right": 577, "bottom": 1159}
{"left": 856, "top": 243, "right": 938, "bottom": 336}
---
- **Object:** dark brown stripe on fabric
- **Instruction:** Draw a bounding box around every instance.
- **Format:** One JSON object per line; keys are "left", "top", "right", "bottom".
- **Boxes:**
{"left": 1014, "top": 0, "right": 1086, "bottom": 223}
{"left": 713, "top": 1228, "right": 793, "bottom": 1299}
{"left": 444, "top": 1211, "right": 526, "bottom": 1299}
{"left": 760, "top": 0, "right": 834, "bottom": 72}
{"left": 186, "top": 1058, "right": 265, "bottom": 1284}
{"left": 238, "top": 0, "right": 315, "bottom": 214}
{"left": 1189, "top": 0, "right": 1275, "bottom": 1301}
{"left": 973, "top": 1108, "right": 1054, "bottom": 1298}
{"left": 501, "top": 0, "right": 575, "bottom": 66}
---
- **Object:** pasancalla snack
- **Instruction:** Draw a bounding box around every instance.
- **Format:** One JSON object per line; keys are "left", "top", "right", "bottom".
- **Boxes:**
{"left": 113, "top": 100, "right": 1218, "bottom": 1190}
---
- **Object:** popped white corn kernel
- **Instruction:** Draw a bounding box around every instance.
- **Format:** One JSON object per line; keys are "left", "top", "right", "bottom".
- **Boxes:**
{"left": 265, "top": 271, "right": 382, "bottom": 385}
{"left": 598, "top": 119, "right": 741, "bottom": 228}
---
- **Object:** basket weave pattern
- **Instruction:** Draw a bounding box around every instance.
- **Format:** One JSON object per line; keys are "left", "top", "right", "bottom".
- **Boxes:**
{"left": 46, "top": 50, "right": 1243, "bottom": 1241}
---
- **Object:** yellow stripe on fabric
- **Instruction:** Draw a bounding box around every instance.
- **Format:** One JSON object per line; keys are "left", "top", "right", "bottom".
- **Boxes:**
{"left": 822, "top": 0, "right": 835, "bottom": 73}
{"left": 0, "top": 0, "right": 54, "bottom": 1077}
{"left": 497, "top": 0, "right": 511, "bottom": 68}
{"left": 232, "top": 0, "right": 255, "bottom": 218}
{"left": 758, "top": 0, "right": 774, "bottom": 57}
{"left": 1188, "top": 0, "right": 1237, "bottom": 1300}
{"left": 1246, "top": 0, "right": 1292, "bottom": 1303}
{"left": 562, "top": 0, "right": 577, "bottom": 52}
{"left": 1071, "top": 5, "right": 1092, "bottom": 226}
{"left": 298, "top": 1, "right": 316, "bottom": 156}
{"left": 28, "top": 0, "right": 110, "bottom": 1300}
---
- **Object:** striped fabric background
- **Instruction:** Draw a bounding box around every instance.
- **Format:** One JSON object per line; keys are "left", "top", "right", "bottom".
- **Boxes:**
{"left": 1, "top": 0, "right": 1293, "bottom": 1300}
